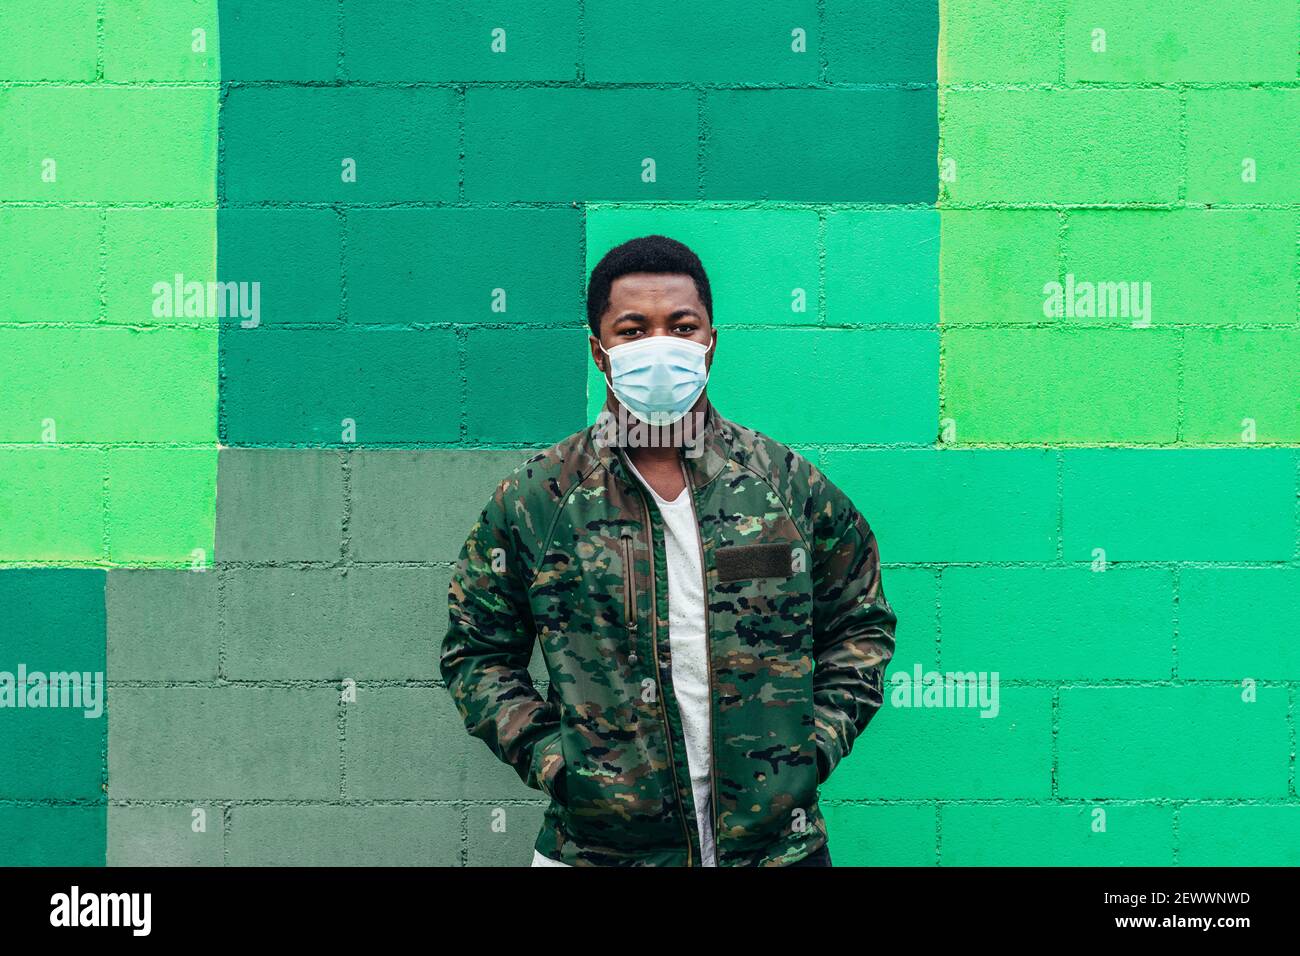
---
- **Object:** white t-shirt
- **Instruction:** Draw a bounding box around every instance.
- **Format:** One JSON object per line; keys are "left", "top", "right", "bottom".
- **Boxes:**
{"left": 532, "top": 457, "right": 717, "bottom": 867}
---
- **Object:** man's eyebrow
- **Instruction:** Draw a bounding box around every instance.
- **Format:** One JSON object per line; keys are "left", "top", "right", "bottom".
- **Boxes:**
{"left": 611, "top": 308, "right": 702, "bottom": 323}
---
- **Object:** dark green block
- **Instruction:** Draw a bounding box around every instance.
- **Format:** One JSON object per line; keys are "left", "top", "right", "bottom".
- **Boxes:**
{"left": 218, "top": 208, "right": 341, "bottom": 327}
{"left": 704, "top": 89, "right": 937, "bottom": 201}
{"left": 0, "top": 569, "right": 105, "bottom": 801}
{"left": 464, "top": 328, "right": 588, "bottom": 444}
{"left": 223, "top": 87, "right": 459, "bottom": 202}
{"left": 347, "top": 208, "right": 583, "bottom": 326}
{"left": 221, "top": 329, "right": 461, "bottom": 445}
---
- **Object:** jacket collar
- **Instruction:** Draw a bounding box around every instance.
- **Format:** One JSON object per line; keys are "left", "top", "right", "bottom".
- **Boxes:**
{"left": 589, "top": 396, "right": 732, "bottom": 491}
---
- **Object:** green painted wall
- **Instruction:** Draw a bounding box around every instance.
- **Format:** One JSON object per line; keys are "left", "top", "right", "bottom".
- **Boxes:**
{"left": 0, "top": 0, "right": 1296, "bottom": 867}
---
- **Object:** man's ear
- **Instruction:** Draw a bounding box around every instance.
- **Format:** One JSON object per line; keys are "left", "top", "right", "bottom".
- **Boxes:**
{"left": 589, "top": 334, "right": 606, "bottom": 374}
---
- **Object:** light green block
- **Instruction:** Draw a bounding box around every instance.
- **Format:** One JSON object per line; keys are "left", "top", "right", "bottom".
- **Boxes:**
{"left": 108, "top": 448, "right": 217, "bottom": 565}
{"left": 0, "top": 88, "right": 217, "bottom": 201}
{"left": 1059, "top": 687, "right": 1289, "bottom": 798}
{"left": 0, "top": 0, "right": 97, "bottom": 80}
{"left": 1187, "top": 90, "right": 1299, "bottom": 204}
{"left": 942, "top": 328, "right": 1180, "bottom": 443}
{"left": 105, "top": 208, "right": 217, "bottom": 326}
{"left": 1179, "top": 806, "right": 1300, "bottom": 866}
{"left": 939, "top": 0, "right": 1060, "bottom": 82}
{"left": 1183, "top": 329, "right": 1300, "bottom": 443}
{"left": 104, "top": 0, "right": 220, "bottom": 81}
{"left": 0, "top": 447, "right": 103, "bottom": 562}
{"left": 1064, "top": 0, "right": 1296, "bottom": 82}
{"left": 941, "top": 90, "right": 1180, "bottom": 204}
{"left": 1065, "top": 210, "right": 1295, "bottom": 326}
{"left": 940, "top": 210, "right": 1060, "bottom": 324}
{"left": 0, "top": 328, "right": 217, "bottom": 443}
{"left": 0, "top": 207, "right": 100, "bottom": 323}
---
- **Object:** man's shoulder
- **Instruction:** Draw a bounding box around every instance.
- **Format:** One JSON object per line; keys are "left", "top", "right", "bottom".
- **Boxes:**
{"left": 487, "top": 423, "right": 599, "bottom": 513}
{"left": 716, "top": 412, "right": 827, "bottom": 501}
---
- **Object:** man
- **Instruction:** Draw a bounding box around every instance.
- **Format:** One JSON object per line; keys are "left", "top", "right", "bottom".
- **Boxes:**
{"left": 440, "top": 235, "right": 896, "bottom": 867}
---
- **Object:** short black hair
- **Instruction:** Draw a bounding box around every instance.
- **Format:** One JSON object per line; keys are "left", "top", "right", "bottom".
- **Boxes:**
{"left": 586, "top": 234, "right": 712, "bottom": 336}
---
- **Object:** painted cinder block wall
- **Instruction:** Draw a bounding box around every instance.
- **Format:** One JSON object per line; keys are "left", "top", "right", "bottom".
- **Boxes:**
{"left": 1, "top": 0, "right": 1296, "bottom": 866}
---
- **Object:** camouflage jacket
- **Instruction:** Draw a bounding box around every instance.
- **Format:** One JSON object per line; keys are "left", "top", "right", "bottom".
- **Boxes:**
{"left": 440, "top": 401, "right": 896, "bottom": 866}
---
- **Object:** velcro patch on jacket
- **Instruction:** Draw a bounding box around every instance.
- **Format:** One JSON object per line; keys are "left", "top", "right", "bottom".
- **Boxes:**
{"left": 715, "top": 543, "right": 794, "bottom": 582}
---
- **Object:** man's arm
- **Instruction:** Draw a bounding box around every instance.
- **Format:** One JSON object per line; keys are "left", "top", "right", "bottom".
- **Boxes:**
{"left": 439, "top": 484, "right": 565, "bottom": 801}
{"left": 808, "top": 471, "right": 897, "bottom": 784}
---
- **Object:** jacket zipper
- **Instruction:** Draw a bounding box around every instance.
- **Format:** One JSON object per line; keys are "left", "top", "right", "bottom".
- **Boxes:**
{"left": 620, "top": 534, "right": 638, "bottom": 666}
{"left": 623, "top": 453, "right": 694, "bottom": 867}
{"left": 678, "top": 454, "right": 720, "bottom": 863}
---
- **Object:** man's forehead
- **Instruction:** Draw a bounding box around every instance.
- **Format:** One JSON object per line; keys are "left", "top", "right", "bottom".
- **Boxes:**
{"left": 608, "top": 273, "right": 703, "bottom": 306}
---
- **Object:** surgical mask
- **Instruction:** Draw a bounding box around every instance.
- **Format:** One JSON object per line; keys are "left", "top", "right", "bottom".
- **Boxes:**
{"left": 600, "top": 336, "right": 713, "bottom": 425}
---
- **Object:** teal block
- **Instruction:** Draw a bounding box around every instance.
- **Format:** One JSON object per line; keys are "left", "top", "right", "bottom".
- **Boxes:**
{"left": 107, "top": 687, "right": 338, "bottom": 799}
{"left": 0, "top": 569, "right": 105, "bottom": 800}
{"left": 822, "top": 803, "right": 936, "bottom": 866}
{"left": 466, "top": 803, "right": 547, "bottom": 866}
{"left": 825, "top": 210, "right": 939, "bottom": 326}
{"left": 107, "top": 570, "right": 218, "bottom": 681}
{"left": 347, "top": 208, "right": 584, "bottom": 325}
{"left": 881, "top": 567, "right": 939, "bottom": 671}
{"left": 941, "top": 805, "right": 1174, "bottom": 866}
{"left": 823, "top": 688, "right": 1054, "bottom": 799}
{"left": 345, "top": 0, "right": 578, "bottom": 80}
{"left": 940, "top": 567, "right": 1174, "bottom": 679}
{"left": 218, "top": 209, "right": 341, "bottom": 327}
{"left": 215, "top": 449, "right": 343, "bottom": 562}
{"left": 218, "top": 0, "right": 338, "bottom": 80}
{"left": 825, "top": 0, "right": 939, "bottom": 82}
{"left": 701, "top": 328, "right": 936, "bottom": 444}
{"left": 108, "top": 804, "right": 224, "bottom": 866}
{"left": 350, "top": 449, "right": 539, "bottom": 562}
{"left": 1179, "top": 568, "right": 1300, "bottom": 679}
{"left": 464, "top": 328, "right": 588, "bottom": 444}
{"left": 1179, "top": 806, "right": 1300, "bottom": 866}
{"left": 221, "top": 329, "right": 461, "bottom": 444}
{"left": 0, "top": 805, "right": 105, "bottom": 866}
{"left": 585, "top": 206, "right": 821, "bottom": 326}
{"left": 223, "top": 88, "right": 459, "bottom": 202}
{"left": 821, "top": 449, "right": 1059, "bottom": 562}
{"left": 223, "top": 567, "right": 442, "bottom": 680}
{"left": 1058, "top": 687, "right": 1289, "bottom": 798}
{"left": 585, "top": 0, "right": 819, "bottom": 82}
{"left": 347, "top": 688, "right": 504, "bottom": 800}
{"left": 227, "top": 805, "right": 461, "bottom": 865}
{"left": 1062, "top": 449, "right": 1294, "bottom": 562}
{"left": 705, "top": 89, "right": 937, "bottom": 201}
{"left": 464, "top": 89, "right": 698, "bottom": 201}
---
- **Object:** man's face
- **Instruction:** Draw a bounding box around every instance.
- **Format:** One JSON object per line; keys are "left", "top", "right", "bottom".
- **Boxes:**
{"left": 589, "top": 272, "right": 716, "bottom": 400}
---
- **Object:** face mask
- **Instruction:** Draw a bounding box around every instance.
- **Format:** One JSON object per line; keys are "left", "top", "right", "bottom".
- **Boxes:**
{"left": 600, "top": 336, "right": 712, "bottom": 425}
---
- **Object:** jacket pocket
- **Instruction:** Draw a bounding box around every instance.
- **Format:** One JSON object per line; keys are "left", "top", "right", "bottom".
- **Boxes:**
{"left": 531, "top": 728, "right": 567, "bottom": 805}
{"left": 621, "top": 533, "right": 639, "bottom": 666}
{"left": 715, "top": 542, "right": 793, "bottom": 582}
